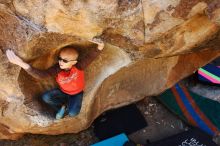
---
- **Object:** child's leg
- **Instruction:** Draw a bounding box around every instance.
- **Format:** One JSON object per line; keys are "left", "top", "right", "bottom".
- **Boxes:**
{"left": 68, "top": 91, "right": 83, "bottom": 117}
{"left": 42, "top": 88, "right": 68, "bottom": 111}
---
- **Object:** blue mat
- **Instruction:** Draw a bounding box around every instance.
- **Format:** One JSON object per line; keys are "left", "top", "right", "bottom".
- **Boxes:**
{"left": 91, "top": 133, "right": 128, "bottom": 146}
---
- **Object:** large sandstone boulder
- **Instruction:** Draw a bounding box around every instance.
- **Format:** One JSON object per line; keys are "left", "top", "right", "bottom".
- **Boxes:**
{"left": 0, "top": 0, "right": 220, "bottom": 140}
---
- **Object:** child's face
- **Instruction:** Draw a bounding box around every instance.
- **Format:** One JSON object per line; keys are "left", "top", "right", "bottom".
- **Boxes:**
{"left": 58, "top": 51, "right": 78, "bottom": 70}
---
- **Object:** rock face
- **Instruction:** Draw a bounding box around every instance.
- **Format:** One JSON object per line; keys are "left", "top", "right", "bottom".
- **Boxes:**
{"left": 0, "top": 0, "right": 220, "bottom": 140}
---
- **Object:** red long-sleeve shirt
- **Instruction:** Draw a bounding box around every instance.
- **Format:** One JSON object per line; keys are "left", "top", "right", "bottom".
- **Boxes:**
{"left": 25, "top": 46, "right": 101, "bottom": 95}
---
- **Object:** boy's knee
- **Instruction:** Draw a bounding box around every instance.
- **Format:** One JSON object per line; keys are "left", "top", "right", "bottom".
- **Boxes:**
{"left": 42, "top": 94, "right": 51, "bottom": 103}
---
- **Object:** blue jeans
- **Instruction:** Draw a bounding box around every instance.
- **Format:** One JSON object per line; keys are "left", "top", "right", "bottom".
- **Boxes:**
{"left": 42, "top": 88, "right": 83, "bottom": 117}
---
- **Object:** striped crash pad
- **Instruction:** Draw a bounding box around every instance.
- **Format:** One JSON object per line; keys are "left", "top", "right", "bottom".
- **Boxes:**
{"left": 158, "top": 83, "right": 220, "bottom": 136}
{"left": 198, "top": 63, "right": 220, "bottom": 84}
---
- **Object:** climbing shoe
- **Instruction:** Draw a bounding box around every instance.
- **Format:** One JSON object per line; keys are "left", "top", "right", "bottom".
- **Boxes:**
{"left": 56, "top": 106, "right": 66, "bottom": 120}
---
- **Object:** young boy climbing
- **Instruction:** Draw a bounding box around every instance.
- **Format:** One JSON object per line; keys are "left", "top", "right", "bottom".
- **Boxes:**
{"left": 6, "top": 38, "right": 104, "bottom": 119}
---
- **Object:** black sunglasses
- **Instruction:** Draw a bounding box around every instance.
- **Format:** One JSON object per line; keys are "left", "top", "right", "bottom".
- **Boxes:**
{"left": 57, "top": 56, "right": 76, "bottom": 63}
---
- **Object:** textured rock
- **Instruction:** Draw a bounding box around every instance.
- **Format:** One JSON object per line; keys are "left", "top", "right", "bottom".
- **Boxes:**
{"left": 0, "top": 0, "right": 220, "bottom": 140}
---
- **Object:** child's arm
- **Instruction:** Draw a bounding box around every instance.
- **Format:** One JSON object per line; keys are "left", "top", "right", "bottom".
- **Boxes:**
{"left": 6, "top": 49, "right": 59, "bottom": 79}
{"left": 25, "top": 64, "right": 60, "bottom": 79}
{"left": 76, "top": 38, "right": 104, "bottom": 70}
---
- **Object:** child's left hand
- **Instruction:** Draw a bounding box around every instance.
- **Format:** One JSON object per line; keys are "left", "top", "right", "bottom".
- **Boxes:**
{"left": 89, "top": 37, "right": 104, "bottom": 51}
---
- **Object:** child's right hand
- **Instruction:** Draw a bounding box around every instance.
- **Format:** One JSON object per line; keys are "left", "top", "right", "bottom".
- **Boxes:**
{"left": 6, "top": 49, "right": 30, "bottom": 69}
